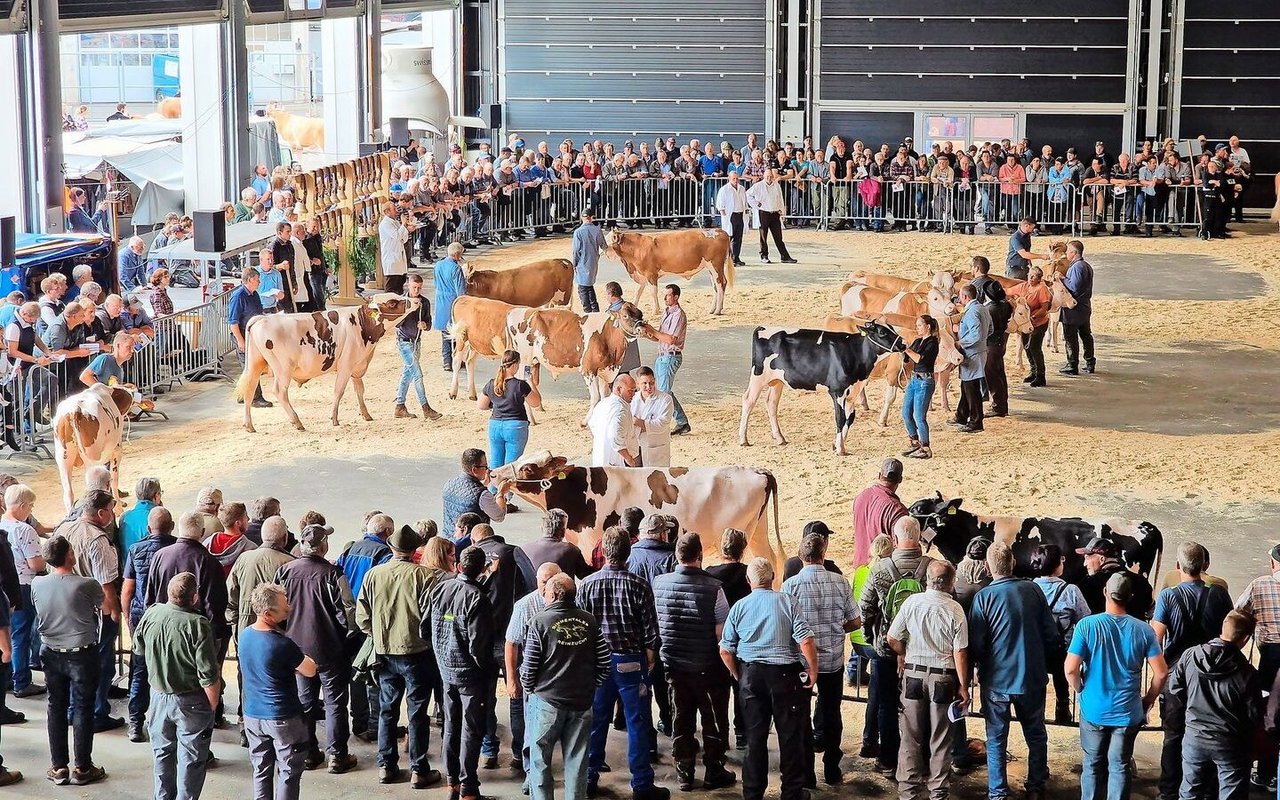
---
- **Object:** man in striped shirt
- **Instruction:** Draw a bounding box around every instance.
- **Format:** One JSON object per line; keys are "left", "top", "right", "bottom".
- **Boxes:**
{"left": 781, "top": 534, "right": 861, "bottom": 786}
{"left": 521, "top": 574, "right": 611, "bottom": 800}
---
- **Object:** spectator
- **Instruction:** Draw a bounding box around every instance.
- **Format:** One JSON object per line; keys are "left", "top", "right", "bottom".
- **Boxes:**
{"left": 719, "top": 556, "right": 818, "bottom": 800}
{"left": 521, "top": 573, "right": 612, "bottom": 800}
{"left": 521, "top": 510, "right": 592, "bottom": 579}
{"left": 1030, "top": 544, "right": 1090, "bottom": 723}
{"left": 782, "top": 520, "right": 844, "bottom": 581}
{"left": 1066, "top": 573, "right": 1167, "bottom": 800}
{"left": 952, "top": 537, "right": 992, "bottom": 610}
{"left": 1060, "top": 239, "right": 1095, "bottom": 375}
{"left": 886, "top": 560, "right": 969, "bottom": 800}
{"left": 2, "top": 484, "right": 45, "bottom": 700}
{"left": 194, "top": 487, "right": 222, "bottom": 537}
{"left": 119, "top": 476, "right": 161, "bottom": 554}
{"left": 847, "top": 533, "right": 892, "bottom": 754}
{"left": 32, "top": 534, "right": 107, "bottom": 786}
{"left": 705, "top": 527, "right": 752, "bottom": 749}
{"left": 505, "top": 562, "right": 562, "bottom": 787}
{"left": 968, "top": 542, "right": 1055, "bottom": 800}
{"left": 781, "top": 533, "right": 860, "bottom": 786}
{"left": 427, "top": 546, "right": 495, "bottom": 798}
{"left": 715, "top": 171, "right": 748, "bottom": 267}
{"left": 627, "top": 515, "right": 677, "bottom": 585}
{"left": 275, "top": 524, "right": 358, "bottom": 774}
{"left": 851, "top": 457, "right": 908, "bottom": 568}
{"left": 652, "top": 533, "right": 736, "bottom": 791}
{"left": 203, "top": 505, "right": 258, "bottom": 577}
{"left": 132, "top": 572, "right": 220, "bottom": 800}
{"left": 120, "top": 506, "right": 176, "bottom": 741}
{"left": 1076, "top": 536, "right": 1153, "bottom": 618}
{"left": 118, "top": 237, "right": 147, "bottom": 290}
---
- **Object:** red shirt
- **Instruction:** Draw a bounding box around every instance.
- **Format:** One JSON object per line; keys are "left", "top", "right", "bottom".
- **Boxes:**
{"left": 851, "top": 483, "right": 907, "bottom": 568}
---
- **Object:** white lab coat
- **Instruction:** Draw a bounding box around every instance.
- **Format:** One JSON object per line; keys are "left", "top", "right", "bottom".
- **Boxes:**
{"left": 378, "top": 214, "right": 409, "bottom": 277}
{"left": 716, "top": 183, "right": 749, "bottom": 234}
{"left": 587, "top": 394, "right": 639, "bottom": 467}
{"left": 289, "top": 237, "right": 310, "bottom": 305}
{"left": 630, "top": 390, "right": 674, "bottom": 467}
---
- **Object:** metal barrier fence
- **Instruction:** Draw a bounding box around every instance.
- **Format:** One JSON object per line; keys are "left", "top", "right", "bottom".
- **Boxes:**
{"left": 1079, "top": 183, "right": 1202, "bottom": 234}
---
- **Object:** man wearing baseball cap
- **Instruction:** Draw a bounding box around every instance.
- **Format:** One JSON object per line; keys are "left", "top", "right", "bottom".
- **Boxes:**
{"left": 1065, "top": 572, "right": 1167, "bottom": 800}
{"left": 276, "top": 524, "right": 359, "bottom": 774}
{"left": 851, "top": 458, "right": 907, "bottom": 569}
{"left": 571, "top": 207, "right": 607, "bottom": 312}
{"left": 1076, "top": 537, "right": 1153, "bottom": 618}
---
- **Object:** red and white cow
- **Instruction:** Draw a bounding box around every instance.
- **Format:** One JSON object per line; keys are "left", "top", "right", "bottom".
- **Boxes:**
{"left": 605, "top": 228, "right": 734, "bottom": 315}
{"left": 53, "top": 384, "right": 134, "bottom": 511}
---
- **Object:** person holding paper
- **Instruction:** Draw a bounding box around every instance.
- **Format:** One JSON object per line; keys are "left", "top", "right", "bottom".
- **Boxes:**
{"left": 80, "top": 332, "right": 135, "bottom": 388}
{"left": 714, "top": 171, "right": 748, "bottom": 268}
{"left": 43, "top": 301, "right": 98, "bottom": 392}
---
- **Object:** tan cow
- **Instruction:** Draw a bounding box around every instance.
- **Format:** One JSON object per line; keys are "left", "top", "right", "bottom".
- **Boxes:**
{"left": 846, "top": 269, "right": 962, "bottom": 296}
{"left": 446, "top": 296, "right": 517, "bottom": 400}
{"left": 604, "top": 228, "right": 734, "bottom": 315}
{"left": 156, "top": 97, "right": 181, "bottom": 119}
{"left": 235, "top": 294, "right": 415, "bottom": 432}
{"left": 465, "top": 259, "right": 574, "bottom": 308}
{"left": 839, "top": 283, "right": 955, "bottom": 319}
{"left": 506, "top": 302, "right": 646, "bottom": 410}
{"left": 53, "top": 384, "right": 135, "bottom": 511}
{"left": 267, "top": 104, "right": 325, "bottom": 152}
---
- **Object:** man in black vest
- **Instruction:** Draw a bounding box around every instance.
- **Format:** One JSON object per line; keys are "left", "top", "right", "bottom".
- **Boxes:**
{"left": 651, "top": 534, "right": 737, "bottom": 792}
{"left": 441, "top": 449, "right": 509, "bottom": 536}
{"left": 276, "top": 524, "right": 359, "bottom": 774}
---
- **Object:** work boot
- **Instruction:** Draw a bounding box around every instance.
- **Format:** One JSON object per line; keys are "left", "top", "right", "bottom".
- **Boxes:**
{"left": 676, "top": 763, "right": 696, "bottom": 792}
{"left": 303, "top": 750, "right": 325, "bottom": 771}
{"left": 703, "top": 766, "right": 737, "bottom": 790}
{"left": 422, "top": 405, "right": 442, "bottom": 421}
{"left": 395, "top": 404, "right": 417, "bottom": 419}
{"left": 127, "top": 717, "right": 146, "bottom": 743}
{"left": 328, "top": 753, "right": 358, "bottom": 774}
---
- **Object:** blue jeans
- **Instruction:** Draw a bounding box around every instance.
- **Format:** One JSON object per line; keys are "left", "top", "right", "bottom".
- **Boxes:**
{"left": 90, "top": 615, "right": 118, "bottom": 722}
{"left": 488, "top": 418, "right": 530, "bottom": 469}
{"left": 441, "top": 331, "right": 454, "bottom": 370}
{"left": 983, "top": 687, "right": 1048, "bottom": 797}
{"left": 150, "top": 689, "right": 215, "bottom": 800}
{"left": 11, "top": 584, "right": 41, "bottom": 691}
{"left": 377, "top": 653, "right": 435, "bottom": 774}
{"left": 902, "top": 375, "right": 934, "bottom": 446}
{"left": 396, "top": 339, "right": 427, "bottom": 406}
{"left": 528, "top": 692, "right": 592, "bottom": 800}
{"left": 654, "top": 353, "right": 687, "bottom": 428}
{"left": 1181, "top": 737, "right": 1247, "bottom": 800}
{"left": 1079, "top": 720, "right": 1139, "bottom": 800}
{"left": 589, "top": 653, "right": 654, "bottom": 790}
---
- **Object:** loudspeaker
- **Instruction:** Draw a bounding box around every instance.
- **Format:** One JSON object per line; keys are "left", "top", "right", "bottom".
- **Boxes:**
{"left": 0, "top": 217, "right": 13, "bottom": 267}
{"left": 388, "top": 117, "right": 410, "bottom": 146}
{"left": 485, "top": 103, "right": 503, "bottom": 129}
{"left": 192, "top": 210, "right": 226, "bottom": 253}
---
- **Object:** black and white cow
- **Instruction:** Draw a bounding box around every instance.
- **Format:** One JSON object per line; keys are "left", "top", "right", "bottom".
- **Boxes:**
{"left": 738, "top": 321, "right": 907, "bottom": 456}
{"left": 908, "top": 492, "right": 1164, "bottom": 587}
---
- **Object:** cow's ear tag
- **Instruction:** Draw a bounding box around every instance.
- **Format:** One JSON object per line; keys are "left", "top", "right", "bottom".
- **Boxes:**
{"left": 947, "top": 507, "right": 956, "bottom": 515}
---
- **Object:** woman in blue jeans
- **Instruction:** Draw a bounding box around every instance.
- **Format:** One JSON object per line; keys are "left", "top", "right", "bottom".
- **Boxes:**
{"left": 901, "top": 315, "right": 940, "bottom": 459}
{"left": 478, "top": 350, "right": 540, "bottom": 511}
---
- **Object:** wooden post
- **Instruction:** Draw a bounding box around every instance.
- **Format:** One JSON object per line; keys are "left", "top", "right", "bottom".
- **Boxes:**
{"left": 331, "top": 208, "right": 362, "bottom": 306}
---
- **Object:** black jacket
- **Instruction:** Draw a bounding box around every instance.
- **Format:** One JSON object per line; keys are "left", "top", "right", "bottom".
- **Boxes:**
{"left": 520, "top": 598, "right": 610, "bottom": 712}
{"left": 276, "top": 554, "right": 354, "bottom": 666}
{"left": 144, "top": 538, "right": 230, "bottom": 639}
{"left": 1080, "top": 561, "right": 1153, "bottom": 619}
{"left": 473, "top": 535, "right": 530, "bottom": 657}
{"left": 706, "top": 562, "right": 750, "bottom": 607}
{"left": 1171, "top": 639, "right": 1260, "bottom": 745}
{"left": 425, "top": 574, "right": 494, "bottom": 686}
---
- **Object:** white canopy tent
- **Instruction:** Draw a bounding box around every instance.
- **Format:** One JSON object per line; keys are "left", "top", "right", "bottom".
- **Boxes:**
{"left": 63, "top": 125, "right": 185, "bottom": 226}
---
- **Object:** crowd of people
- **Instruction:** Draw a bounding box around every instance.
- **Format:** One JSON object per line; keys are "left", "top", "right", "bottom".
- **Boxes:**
{"left": 0, "top": 458, "right": 1269, "bottom": 800}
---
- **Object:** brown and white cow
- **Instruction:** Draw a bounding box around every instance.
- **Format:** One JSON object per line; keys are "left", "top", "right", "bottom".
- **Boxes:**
{"left": 465, "top": 258, "right": 575, "bottom": 309}
{"left": 493, "top": 451, "right": 786, "bottom": 575}
{"left": 53, "top": 384, "right": 134, "bottom": 511}
{"left": 838, "top": 283, "right": 955, "bottom": 319}
{"left": 446, "top": 296, "right": 517, "bottom": 401}
{"left": 236, "top": 293, "right": 415, "bottom": 432}
{"left": 846, "top": 269, "right": 962, "bottom": 296}
{"left": 506, "top": 302, "right": 646, "bottom": 410}
{"left": 604, "top": 228, "right": 734, "bottom": 315}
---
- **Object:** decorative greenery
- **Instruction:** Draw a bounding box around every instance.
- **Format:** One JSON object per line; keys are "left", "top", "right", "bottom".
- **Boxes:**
{"left": 347, "top": 226, "right": 378, "bottom": 283}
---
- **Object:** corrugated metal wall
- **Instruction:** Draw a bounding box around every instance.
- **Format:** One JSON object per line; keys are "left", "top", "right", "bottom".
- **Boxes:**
{"left": 500, "top": 0, "right": 768, "bottom": 140}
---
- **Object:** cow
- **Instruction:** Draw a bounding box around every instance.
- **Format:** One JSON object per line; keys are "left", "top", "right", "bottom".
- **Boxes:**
{"left": 446, "top": 296, "right": 517, "bottom": 401}
{"left": 235, "top": 293, "right": 416, "bottom": 432}
{"left": 53, "top": 384, "right": 135, "bottom": 511}
{"left": 506, "top": 302, "right": 646, "bottom": 411}
{"left": 266, "top": 104, "right": 325, "bottom": 152}
{"left": 907, "top": 492, "right": 1164, "bottom": 588}
{"left": 1272, "top": 173, "right": 1280, "bottom": 228}
{"left": 492, "top": 450, "right": 786, "bottom": 575}
{"left": 845, "top": 269, "right": 962, "bottom": 296}
{"left": 604, "top": 228, "right": 734, "bottom": 315}
{"left": 465, "top": 258, "right": 575, "bottom": 309}
{"left": 739, "top": 320, "right": 907, "bottom": 456}
{"left": 838, "top": 283, "right": 954, "bottom": 319}
{"left": 156, "top": 97, "right": 181, "bottom": 119}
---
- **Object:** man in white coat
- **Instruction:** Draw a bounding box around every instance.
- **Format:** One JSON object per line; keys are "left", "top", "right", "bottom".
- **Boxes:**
{"left": 378, "top": 201, "right": 413, "bottom": 295}
{"left": 288, "top": 223, "right": 312, "bottom": 312}
{"left": 629, "top": 366, "right": 673, "bottom": 467}
{"left": 587, "top": 374, "right": 640, "bottom": 467}
{"left": 715, "top": 170, "right": 749, "bottom": 268}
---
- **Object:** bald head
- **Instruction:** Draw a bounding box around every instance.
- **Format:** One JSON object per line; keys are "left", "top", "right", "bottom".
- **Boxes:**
{"left": 147, "top": 506, "right": 174, "bottom": 537}
{"left": 535, "top": 562, "right": 562, "bottom": 590}
{"left": 927, "top": 560, "right": 955, "bottom": 592}
{"left": 261, "top": 516, "right": 289, "bottom": 548}
{"left": 892, "top": 516, "right": 922, "bottom": 549}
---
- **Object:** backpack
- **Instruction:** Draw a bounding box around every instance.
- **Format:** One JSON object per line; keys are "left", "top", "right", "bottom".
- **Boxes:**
{"left": 1046, "top": 581, "right": 1072, "bottom": 642}
{"left": 881, "top": 559, "right": 928, "bottom": 633}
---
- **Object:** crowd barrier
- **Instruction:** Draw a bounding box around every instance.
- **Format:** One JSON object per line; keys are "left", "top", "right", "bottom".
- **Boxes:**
{"left": 407, "top": 176, "right": 1210, "bottom": 245}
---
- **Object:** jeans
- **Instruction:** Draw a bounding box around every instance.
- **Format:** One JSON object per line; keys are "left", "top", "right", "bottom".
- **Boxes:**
{"left": 488, "top": 418, "right": 530, "bottom": 469}
{"left": 442, "top": 681, "right": 487, "bottom": 795}
{"left": 150, "top": 689, "right": 215, "bottom": 800}
{"left": 511, "top": 694, "right": 527, "bottom": 769}
{"left": 902, "top": 375, "right": 934, "bottom": 445}
{"left": 589, "top": 653, "right": 654, "bottom": 790}
{"left": 872, "top": 656, "right": 900, "bottom": 767}
{"left": 11, "top": 584, "right": 41, "bottom": 691}
{"left": 654, "top": 353, "right": 687, "bottom": 428}
{"left": 1023, "top": 325, "right": 1047, "bottom": 383}
{"left": 44, "top": 646, "right": 99, "bottom": 770}
{"left": 740, "top": 661, "right": 809, "bottom": 800}
{"left": 577, "top": 285, "right": 599, "bottom": 313}
{"left": 377, "top": 653, "right": 436, "bottom": 774}
{"left": 245, "top": 715, "right": 307, "bottom": 800}
{"left": 441, "top": 331, "right": 455, "bottom": 370}
{"left": 396, "top": 339, "right": 427, "bottom": 406}
{"left": 527, "top": 692, "right": 592, "bottom": 800}
{"left": 1063, "top": 320, "right": 1095, "bottom": 371}
{"left": 1158, "top": 690, "right": 1185, "bottom": 800}
{"left": 129, "top": 640, "right": 150, "bottom": 723}
{"left": 93, "top": 607, "right": 118, "bottom": 723}
{"left": 1079, "top": 720, "right": 1139, "bottom": 800}
{"left": 481, "top": 670, "right": 500, "bottom": 758}
{"left": 1001, "top": 194, "right": 1020, "bottom": 224}
{"left": 297, "top": 663, "right": 351, "bottom": 757}
{"left": 1180, "top": 737, "right": 1245, "bottom": 800}
{"left": 983, "top": 687, "right": 1048, "bottom": 797}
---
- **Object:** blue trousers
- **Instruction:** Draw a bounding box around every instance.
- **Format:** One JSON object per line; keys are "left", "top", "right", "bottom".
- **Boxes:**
{"left": 528, "top": 692, "right": 592, "bottom": 800}
{"left": 488, "top": 418, "right": 530, "bottom": 469}
{"left": 654, "top": 353, "right": 687, "bottom": 428}
{"left": 11, "top": 584, "right": 41, "bottom": 691}
{"left": 1079, "top": 720, "right": 1139, "bottom": 800}
{"left": 377, "top": 653, "right": 435, "bottom": 775}
{"left": 589, "top": 653, "right": 654, "bottom": 790}
{"left": 1181, "top": 737, "right": 1245, "bottom": 800}
{"left": 902, "top": 375, "right": 934, "bottom": 446}
{"left": 983, "top": 686, "right": 1048, "bottom": 797}
{"left": 396, "top": 339, "right": 427, "bottom": 406}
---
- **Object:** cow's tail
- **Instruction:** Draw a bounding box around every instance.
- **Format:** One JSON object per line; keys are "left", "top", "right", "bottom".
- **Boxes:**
{"left": 232, "top": 331, "right": 260, "bottom": 403}
{"left": 723, "top": 244, "right": 736, "bottom": 290}
{"left": 446, "top": 319, "right": 466, "bottom": 347}
{"left": 760, "top": 469, "right": 783, "bottom": 568}
{"left": 1145, "top": 522, "right": 1164, "bottom": 583}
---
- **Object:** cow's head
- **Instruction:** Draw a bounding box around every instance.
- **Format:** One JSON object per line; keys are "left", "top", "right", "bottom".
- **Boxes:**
{"left": 859, "top": 319, "right": 907, "bottom": 355}
{"left": 105, "top": 385, "right": 135, "bottom": 416}
{"left": 1009, "top": 296, "right": 1034, "bottom": 335}
{"left": 356, "top": 293, "right": 418, "bottom": 344}
{"left": 925, "top": 286, "right": 957, "bottom": 319}
{"left": 491, "top": 450, "right": 572, "bottom": 485}
{"left": 908, "top": 492, "right": 974, "bottom": 564}
{"left": 609, "top": 302, "right": 646, "bottom": 339}
{"left": 1047, "top": 277, "right": 1077, "bottom": 311}
{"left": 930, "top": 271, "right": 958, "bottom": 296}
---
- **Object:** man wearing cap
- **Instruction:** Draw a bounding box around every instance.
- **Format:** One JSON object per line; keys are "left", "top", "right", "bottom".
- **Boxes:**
{"left": 627, "top": 514, "right": 678, "bottom": 740}
{"left": 1077, "top": 536, "right": 1153, "bottom": 618}
{"left": 355, "top": 527, "right": 443, "bottom": 788}
{"left": 851, "top": 459, "right": 907, "bottom": 569}
{"left": 1065, "top": 572, "right": 1167, "bottom": 800}
{"left": 1232, "top": 543, "right": 1280, "bottom": 689}
{"left": 783, "top": 520, "right": 844, "bottom": 581}
{"left": 571, "top": 209, "right": 607, "bottom": 313}
{"left": 275, "top": 524, "right": 359, "bottom": 774}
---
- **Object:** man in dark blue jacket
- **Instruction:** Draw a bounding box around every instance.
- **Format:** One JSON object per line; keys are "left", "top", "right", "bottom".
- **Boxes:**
{"left": 334, "top": 512, "right": 393, "bottom": 740}
{"left": 1059, "top": 239, "right": 1095, "bottom": 375}
{"left": 626, "top": 515, "right": 676, "bottom": 738}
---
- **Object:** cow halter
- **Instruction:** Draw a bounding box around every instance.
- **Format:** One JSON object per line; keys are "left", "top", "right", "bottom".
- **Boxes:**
{"left": 866, "top": 330, "right": 906, "bottom": 354}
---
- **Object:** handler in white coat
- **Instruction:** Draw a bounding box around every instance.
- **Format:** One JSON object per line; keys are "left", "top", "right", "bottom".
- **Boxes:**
{"left": 629, "top": 366, "right": 673, "bottom": 467}
{"left": 587, "top": 373, "right": 640, "bottom": 467}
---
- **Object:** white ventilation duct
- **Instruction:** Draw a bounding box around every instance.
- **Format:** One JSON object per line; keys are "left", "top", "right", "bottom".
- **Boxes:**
{"left": 380, "top": 46, "right": 451, "bottom": 136}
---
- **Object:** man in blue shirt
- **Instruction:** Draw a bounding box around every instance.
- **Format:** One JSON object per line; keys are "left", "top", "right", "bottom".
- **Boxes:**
{"left": 79, "top": 332, "right": 132, "bottom": 388}
{"left": 432, "top": 242, "right": 467, "bottom": 371}
{"left": 117, "top": 237, "right": 147, "bottom": 290}
{"left": 719, "top": 557, "right": 817, "bottom": 800}
{"left": 570, "top": 210, "right": 607, "bottom": 312}
{"left": 240, "top": 583, "right": 318, "bottom": 800}
{"left": 118, "top": 477, "right": 161, "bottom": 556}
{"left": 698, "top": 143, "right": 724, "bottom": 226}
{"left": 250, "top": 164, "right": 270, "bottom": 202}
{"left": 1004, "top": 218, "right": 1046, "bottom": 280}
{"left": 1059, "top": 239, "right": 1095, "bottom": 375}
{"left": 228, "top": 267, "right": 270, "bottom": 407}
{"left": 967, "top": 543, "right": 1057, "bottom": 800}
{"left": 1065, "top": 573, "right": 1168, "bottom": 800}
